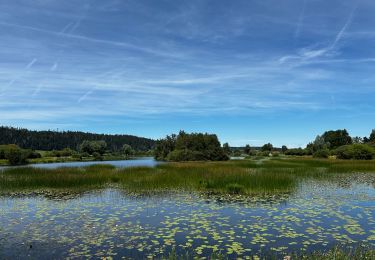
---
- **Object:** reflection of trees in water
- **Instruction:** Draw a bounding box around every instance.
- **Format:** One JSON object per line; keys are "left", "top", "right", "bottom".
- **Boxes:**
{"left": 0, "top": 188, "right": 100, "bottom": 201}
{"left": 0, "top": 188, "right": 294, "bottom": 205}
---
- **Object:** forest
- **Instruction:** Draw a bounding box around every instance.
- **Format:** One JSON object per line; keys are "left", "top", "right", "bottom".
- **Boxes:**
{"left": 0, "top": 126, "right": 155, "bottom": 151}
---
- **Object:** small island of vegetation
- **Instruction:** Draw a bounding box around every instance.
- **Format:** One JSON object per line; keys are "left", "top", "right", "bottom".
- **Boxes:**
{"left": 154, "top": 131, "right": 229, "bottom": 162}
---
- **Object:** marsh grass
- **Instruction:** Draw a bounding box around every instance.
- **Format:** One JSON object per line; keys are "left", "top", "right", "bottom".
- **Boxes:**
{"left": 1, "top": 157, "right": 374, "bottom": 195}
{"left": 163, "top": 245, "right": 375, "bottom": 260}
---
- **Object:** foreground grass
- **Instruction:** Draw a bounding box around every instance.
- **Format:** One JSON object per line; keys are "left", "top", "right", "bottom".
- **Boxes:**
{"left": 1, "top": 157, "right": 375, "bottom": 195}
{"left": 164, "top": 245, "right": 375, "bottom": 259}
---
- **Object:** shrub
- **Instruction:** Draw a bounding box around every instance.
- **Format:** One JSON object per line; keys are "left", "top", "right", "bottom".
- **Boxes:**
{"left": 93, "top": 152, "right": 103, "bottom": 161}
{"left": 335, "top": 144, "right": 375, "bottom": 160}
{"left": 60, "top": 148, "right": 74, "bottom": 157}
{"left": 80, "top": 140, "right": 107, "bottom": 155}
{"left": 122, "top": 144, "right": 135, "bottom": 157}
{"left": 285, "top": 148, "right": 307, "bottom": 156}
{"left": 81, "top": 152, "right": 90, "bottom": 158}
{"left": 27, "top": 150, "right": 42, "bottom": 159}
{"left": 258, "top": 151, "right": 271, "bottom": 157}
{"left": 167, "top": 149, "right": 206, "bottom": 162}
{"left": 313, "top": 148, "right": 330, "bottom": 158}
{"left": 5, "top": 147, "right": 28, "bottom": 165}
{"left": 72, "top": 153, "right": 82, "bottom": 160}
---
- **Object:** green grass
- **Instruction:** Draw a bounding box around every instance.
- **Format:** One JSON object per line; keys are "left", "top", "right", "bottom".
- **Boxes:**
{"left": 1, "top": 157, "right": 375, "bottom": 195}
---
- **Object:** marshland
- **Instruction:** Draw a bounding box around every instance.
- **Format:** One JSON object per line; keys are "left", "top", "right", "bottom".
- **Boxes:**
{"left": 1, "top": 155, "right": 375, "bottom": 259}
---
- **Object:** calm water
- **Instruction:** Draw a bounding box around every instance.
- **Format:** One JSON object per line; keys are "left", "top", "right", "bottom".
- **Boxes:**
{"left": 0, "top": 157, "right": 160, "bottom": 170}
{"left": 1, "top": 174, "right": 374, "bottom": 258}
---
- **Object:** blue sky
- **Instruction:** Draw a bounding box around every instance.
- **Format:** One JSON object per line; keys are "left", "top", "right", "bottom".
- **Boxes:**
{"left": 1, "top": 0, "right": 375, "bottom": 147}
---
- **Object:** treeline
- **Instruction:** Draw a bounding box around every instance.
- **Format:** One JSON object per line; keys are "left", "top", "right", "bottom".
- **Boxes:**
{"left": 0, "top": 140, "right": 139, "bottom": 165}
{"left": 0, "top": 126, "right": 155, "bottom": 151}
{"left": 154, "top": 131, "right": 229, "bottom": 161}
{"left": 285, "top": 129, "right": 375, "bottom": 160}
{"left": 227, "top": 129, "right": 375, "bottom": 160}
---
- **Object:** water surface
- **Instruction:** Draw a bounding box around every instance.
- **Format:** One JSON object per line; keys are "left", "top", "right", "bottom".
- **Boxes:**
{"left": 1, "top": 174, "right": 374, "bottom": 258}
{"left": 0, "top": 157, "right": 159, "bottom": 170}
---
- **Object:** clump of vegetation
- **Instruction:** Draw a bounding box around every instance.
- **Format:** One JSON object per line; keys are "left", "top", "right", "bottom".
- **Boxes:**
{"left": 80, "top": 140, "right": 107, "bottom": 155}
{"left": 154, "top": 131, "right": 229, "bottom": 162}
{"left": 285, "top": 148, "right": 307, "bottom": 156}
{"left": 122, "top": 144, "right": 135, "bottom": 157}
{"left": 313, "top": 148, "right": 330, "bottom": 158}
{"left": 321, "top": 129, "right": 353, "bottom": 149}
{"left": 261, "top": 143, "right": 273, "bottom": 152}
{"left": 335, "top": 144, "right": 375, "bottom": 160}
{"left": 45, "top": 148, "right": 75, "bottom": 157}
{"left": 0, "top": 144, "right": 37, "bottom": 165}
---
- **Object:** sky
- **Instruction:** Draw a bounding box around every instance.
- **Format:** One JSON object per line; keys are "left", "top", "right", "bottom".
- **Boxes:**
{"left": 1, "top": 0, "right": 375, "bottom": 147}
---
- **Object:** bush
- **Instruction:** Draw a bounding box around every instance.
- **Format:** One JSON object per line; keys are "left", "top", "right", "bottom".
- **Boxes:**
{"left": 0, "top": 144, "right": 19, "bottom": 159}
{"left": 81, "top": 152, "right": 90, "bottom": 158}
{"left": 80, "top": 140, "right": 107, "bottom": 155}
{"left": 27, "top": 150, "right": 42, "bottom": 159}
{"left": 167, "top": 149, "right": 206, "bottom": 162}
{"left": 285, "top": 148, "right": 307, "bottom": 156}
{"left": 93, "top": 152, "right": 103, "bottom": 161}
{"left": 60, "top": 148, "right": 74, "bottom": 157}
{"left": 257, "top": 151, "right": 271, "bottom": 157}
{"left": 122, "top": 144, "right": 135, "bottom": 157}
{"left": 313, "top": 148, "right": 330, "bottom": 158}
{"left": 72, "top": 153, "right": 82, "bottom": 160}
{"left": 5, "top": 147, "right": 28, "bottom": 165}
{"left": 335, "top": 144, "right": 375, "bottom": 160}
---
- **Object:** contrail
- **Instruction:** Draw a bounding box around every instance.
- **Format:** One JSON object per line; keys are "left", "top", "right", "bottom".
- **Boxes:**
{"left": 330, "top": 2, "right": 359, "bottom": 50}
{"left": 294, "top": 0, "right": 307, "bottom": 39}
{"left": 78, "top": 90, "right": 93, "bottom": 103}
{"left": 25, "top": 58, "right": 37, "bottom": 69}
{"left": 0, "top": 21, "right": 184, "bottom": 58}
{"left": 50, "top": 63, "right": 58, "bottom": 71}
{"left": 59, "top": 22, "right": 74, "bottom": 34}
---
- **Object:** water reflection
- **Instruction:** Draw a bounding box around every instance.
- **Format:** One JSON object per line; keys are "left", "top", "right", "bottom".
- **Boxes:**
{"left": 0, "top": 157, "right": 160, "bottom": 170}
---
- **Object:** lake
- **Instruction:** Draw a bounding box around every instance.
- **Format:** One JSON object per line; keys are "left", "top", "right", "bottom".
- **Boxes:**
{"left": 0, "top": 157, "right": 160, "bottom": 170}
{"left": 0, "top": 161, "right": 375, "bottom": 258}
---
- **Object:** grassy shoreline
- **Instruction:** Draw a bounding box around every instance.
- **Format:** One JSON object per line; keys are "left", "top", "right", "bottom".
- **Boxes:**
{"left": 1, "top": 157, "right": 375, "bottom": 195}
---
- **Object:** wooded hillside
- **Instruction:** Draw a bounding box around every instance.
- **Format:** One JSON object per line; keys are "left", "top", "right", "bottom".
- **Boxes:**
{"left": 0, "top": 126, "right": 155, "bottom": 151}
